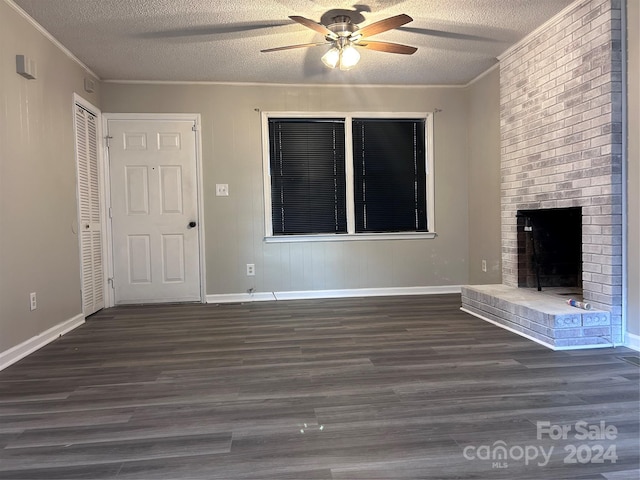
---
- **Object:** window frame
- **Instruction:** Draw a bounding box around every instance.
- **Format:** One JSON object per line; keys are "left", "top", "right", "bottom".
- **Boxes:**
{"left": 261, "top": 111, "right": 436, "bottom": 242}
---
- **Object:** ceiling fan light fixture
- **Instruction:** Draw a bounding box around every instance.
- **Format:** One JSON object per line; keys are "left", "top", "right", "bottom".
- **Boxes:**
{"left": 266, "top": 14, "right": 416, "bottom": 71}
{"left": 321, "top": 46, "right": 340, "bottom": 68}
{"left": 339, "top": 44, "right": 360, "bottom": 70}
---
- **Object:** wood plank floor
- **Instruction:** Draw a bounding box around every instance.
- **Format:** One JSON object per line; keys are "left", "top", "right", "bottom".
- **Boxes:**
{"left": 0, "top": 294, "right": 638, "bottom": 479}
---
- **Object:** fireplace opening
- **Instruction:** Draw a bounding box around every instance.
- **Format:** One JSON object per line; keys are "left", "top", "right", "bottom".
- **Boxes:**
{"left": 517, "top": 207, "right": 582, "bottom": 293}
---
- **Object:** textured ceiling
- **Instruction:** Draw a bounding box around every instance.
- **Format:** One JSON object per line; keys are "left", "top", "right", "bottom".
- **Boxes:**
{"left": 12, "top": 0, "right": 575, "bottom": 85}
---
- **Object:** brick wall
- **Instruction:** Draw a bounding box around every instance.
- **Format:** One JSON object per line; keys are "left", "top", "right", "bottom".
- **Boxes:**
{"left": 500, "top": 0, "right": 623, "bottom": 343}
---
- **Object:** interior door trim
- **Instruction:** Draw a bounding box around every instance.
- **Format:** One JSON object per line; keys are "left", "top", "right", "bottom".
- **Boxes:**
{"left": 102, "top": 113, "right": 207, "bottom": 306}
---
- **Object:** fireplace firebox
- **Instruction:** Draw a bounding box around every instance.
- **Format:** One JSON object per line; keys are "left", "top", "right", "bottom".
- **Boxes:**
{"left": 517, "top": 207, "right": 582, "bottom": 292}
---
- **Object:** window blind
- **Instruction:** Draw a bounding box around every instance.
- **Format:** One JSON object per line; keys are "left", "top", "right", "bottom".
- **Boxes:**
{"left": 352, "top": 119, "right": 427, "bottom": 233}
{"left": 268, "top": 118, "right": 347, "bottom": 235}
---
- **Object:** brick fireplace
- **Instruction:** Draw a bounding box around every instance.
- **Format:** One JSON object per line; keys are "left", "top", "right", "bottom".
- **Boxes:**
{"left": 462, "top": 0, "right": 623, "bottom": 348}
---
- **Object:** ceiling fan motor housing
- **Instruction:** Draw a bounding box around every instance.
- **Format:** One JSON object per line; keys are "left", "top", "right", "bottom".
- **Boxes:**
{"left": 326, "top": 15, "right": 360, "bottom": 40}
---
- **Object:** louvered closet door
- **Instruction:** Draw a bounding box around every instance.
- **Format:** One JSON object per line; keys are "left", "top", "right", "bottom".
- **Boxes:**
{"left": 75, "top": 105, "right": 104, "bottom": 316}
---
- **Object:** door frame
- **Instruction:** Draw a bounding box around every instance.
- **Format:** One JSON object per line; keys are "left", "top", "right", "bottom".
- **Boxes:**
{"left": 73, "top": 94, "right": 108, "bottom": 316}
{"left": 102, "top": 113, "right": 207, "bottom": 306}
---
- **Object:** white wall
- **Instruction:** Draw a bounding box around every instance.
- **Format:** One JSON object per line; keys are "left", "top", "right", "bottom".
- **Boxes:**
{"left": 101, "top": 83, "right": 471, "bottom": 296}
{"left": 0, "top": 0, "right": 100, "bottom": 354}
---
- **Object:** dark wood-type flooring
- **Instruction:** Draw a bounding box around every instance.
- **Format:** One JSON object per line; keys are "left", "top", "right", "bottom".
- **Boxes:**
{"left": 0, "top": 294, "right": 638, "bottom": 479}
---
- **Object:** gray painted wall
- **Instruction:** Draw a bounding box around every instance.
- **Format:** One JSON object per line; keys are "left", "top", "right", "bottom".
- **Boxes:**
{"left": 627, "top": 0, "right": 639, "bottom": 339}
{"left": 465, "top": 67, "right": 502, "bottom": 285}
{"left": 1, "top": 0, "right": 637, "bottom": 359}
{"left": 0, "top": 0, "right": 100, "bottom": 352}
{"left": 101, "top": 84, "right": 471, "bottom": 296}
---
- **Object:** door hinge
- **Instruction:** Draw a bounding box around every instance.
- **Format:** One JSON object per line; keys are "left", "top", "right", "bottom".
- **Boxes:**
{"left": 192, "top": 124, "right": 199, "bottom": 132}
{"left": 108, "top": 277, "right": 114, "bottom": 289}
{"left": 108, "top": 207, "right": 113, "bottom": 219}
{"left": 105, "top": 135, "right": 113, "bottom": 147}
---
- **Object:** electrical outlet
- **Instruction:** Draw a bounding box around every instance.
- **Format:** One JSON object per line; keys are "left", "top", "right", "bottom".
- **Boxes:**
{"left": 246, "top": 264, "right": 255, "bottom": 276}
{"left": 30, "top": 292, "right": 37, "bottom": 311}
{"left": 481, "top": 260, "right": 487, "bottom": 272}
{"left": 216, "top": 184, "right": 229, "bottom": 196}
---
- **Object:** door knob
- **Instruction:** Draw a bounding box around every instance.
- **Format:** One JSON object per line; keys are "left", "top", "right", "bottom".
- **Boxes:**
{"left": 188, "top": 221, "right": 197, "bottom": 229}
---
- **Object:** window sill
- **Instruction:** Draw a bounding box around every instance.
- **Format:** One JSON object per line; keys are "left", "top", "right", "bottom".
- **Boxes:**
{"left": 264, "top": 232, "right": 437, "bottom": 243}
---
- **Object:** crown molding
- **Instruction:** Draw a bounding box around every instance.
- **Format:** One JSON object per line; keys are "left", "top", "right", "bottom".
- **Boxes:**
{"left": 498, "top": 0, "right": 585, "bottom": 61}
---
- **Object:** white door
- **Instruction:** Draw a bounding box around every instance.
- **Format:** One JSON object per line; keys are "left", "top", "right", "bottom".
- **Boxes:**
{"left": 75, "top": 103, "right": 104, "bottom": 316}
{"left": 107, "top": 118, "right": 201, "bottom": 304}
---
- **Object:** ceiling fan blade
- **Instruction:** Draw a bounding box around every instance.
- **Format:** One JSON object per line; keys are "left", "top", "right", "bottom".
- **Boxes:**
{"left": 261, "top": 42, "right": 328, "bottom": 53}
{"left": 358, "top": 40, "right": 417, "bottom": 55}
{"left": 289, "top": 16, "right": 337, "bottom": 39}
{"left": 357, "top": 14, "right": 413, "bottom": 38}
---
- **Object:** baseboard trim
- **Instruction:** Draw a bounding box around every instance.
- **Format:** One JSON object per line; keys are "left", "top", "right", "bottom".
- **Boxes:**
{"left": 460, "top": 307, "right": 613, "bottom": 351}
{"left": 625, "top": 332, "right": 640, "bottom": 352}
{"left": 206, "top": 292, "right": 277, "bottom": 304}
{"left": 275, "top": 286, "right": 462, "bottom": 301}
{"left": 0, "top": 313, "right": 85, "bottom": 371}
{"left": 207, "top": 285, "right": 461, "bottom": 304}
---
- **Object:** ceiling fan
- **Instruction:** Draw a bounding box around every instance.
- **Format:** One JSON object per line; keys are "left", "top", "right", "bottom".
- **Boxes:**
{"left": 261, "top": 14, "right": 417, "bottom": 70}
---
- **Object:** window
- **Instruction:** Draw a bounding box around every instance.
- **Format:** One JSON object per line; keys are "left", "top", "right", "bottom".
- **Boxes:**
{"left": 263, "top": 113, "right": 434, "bottom": 240}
